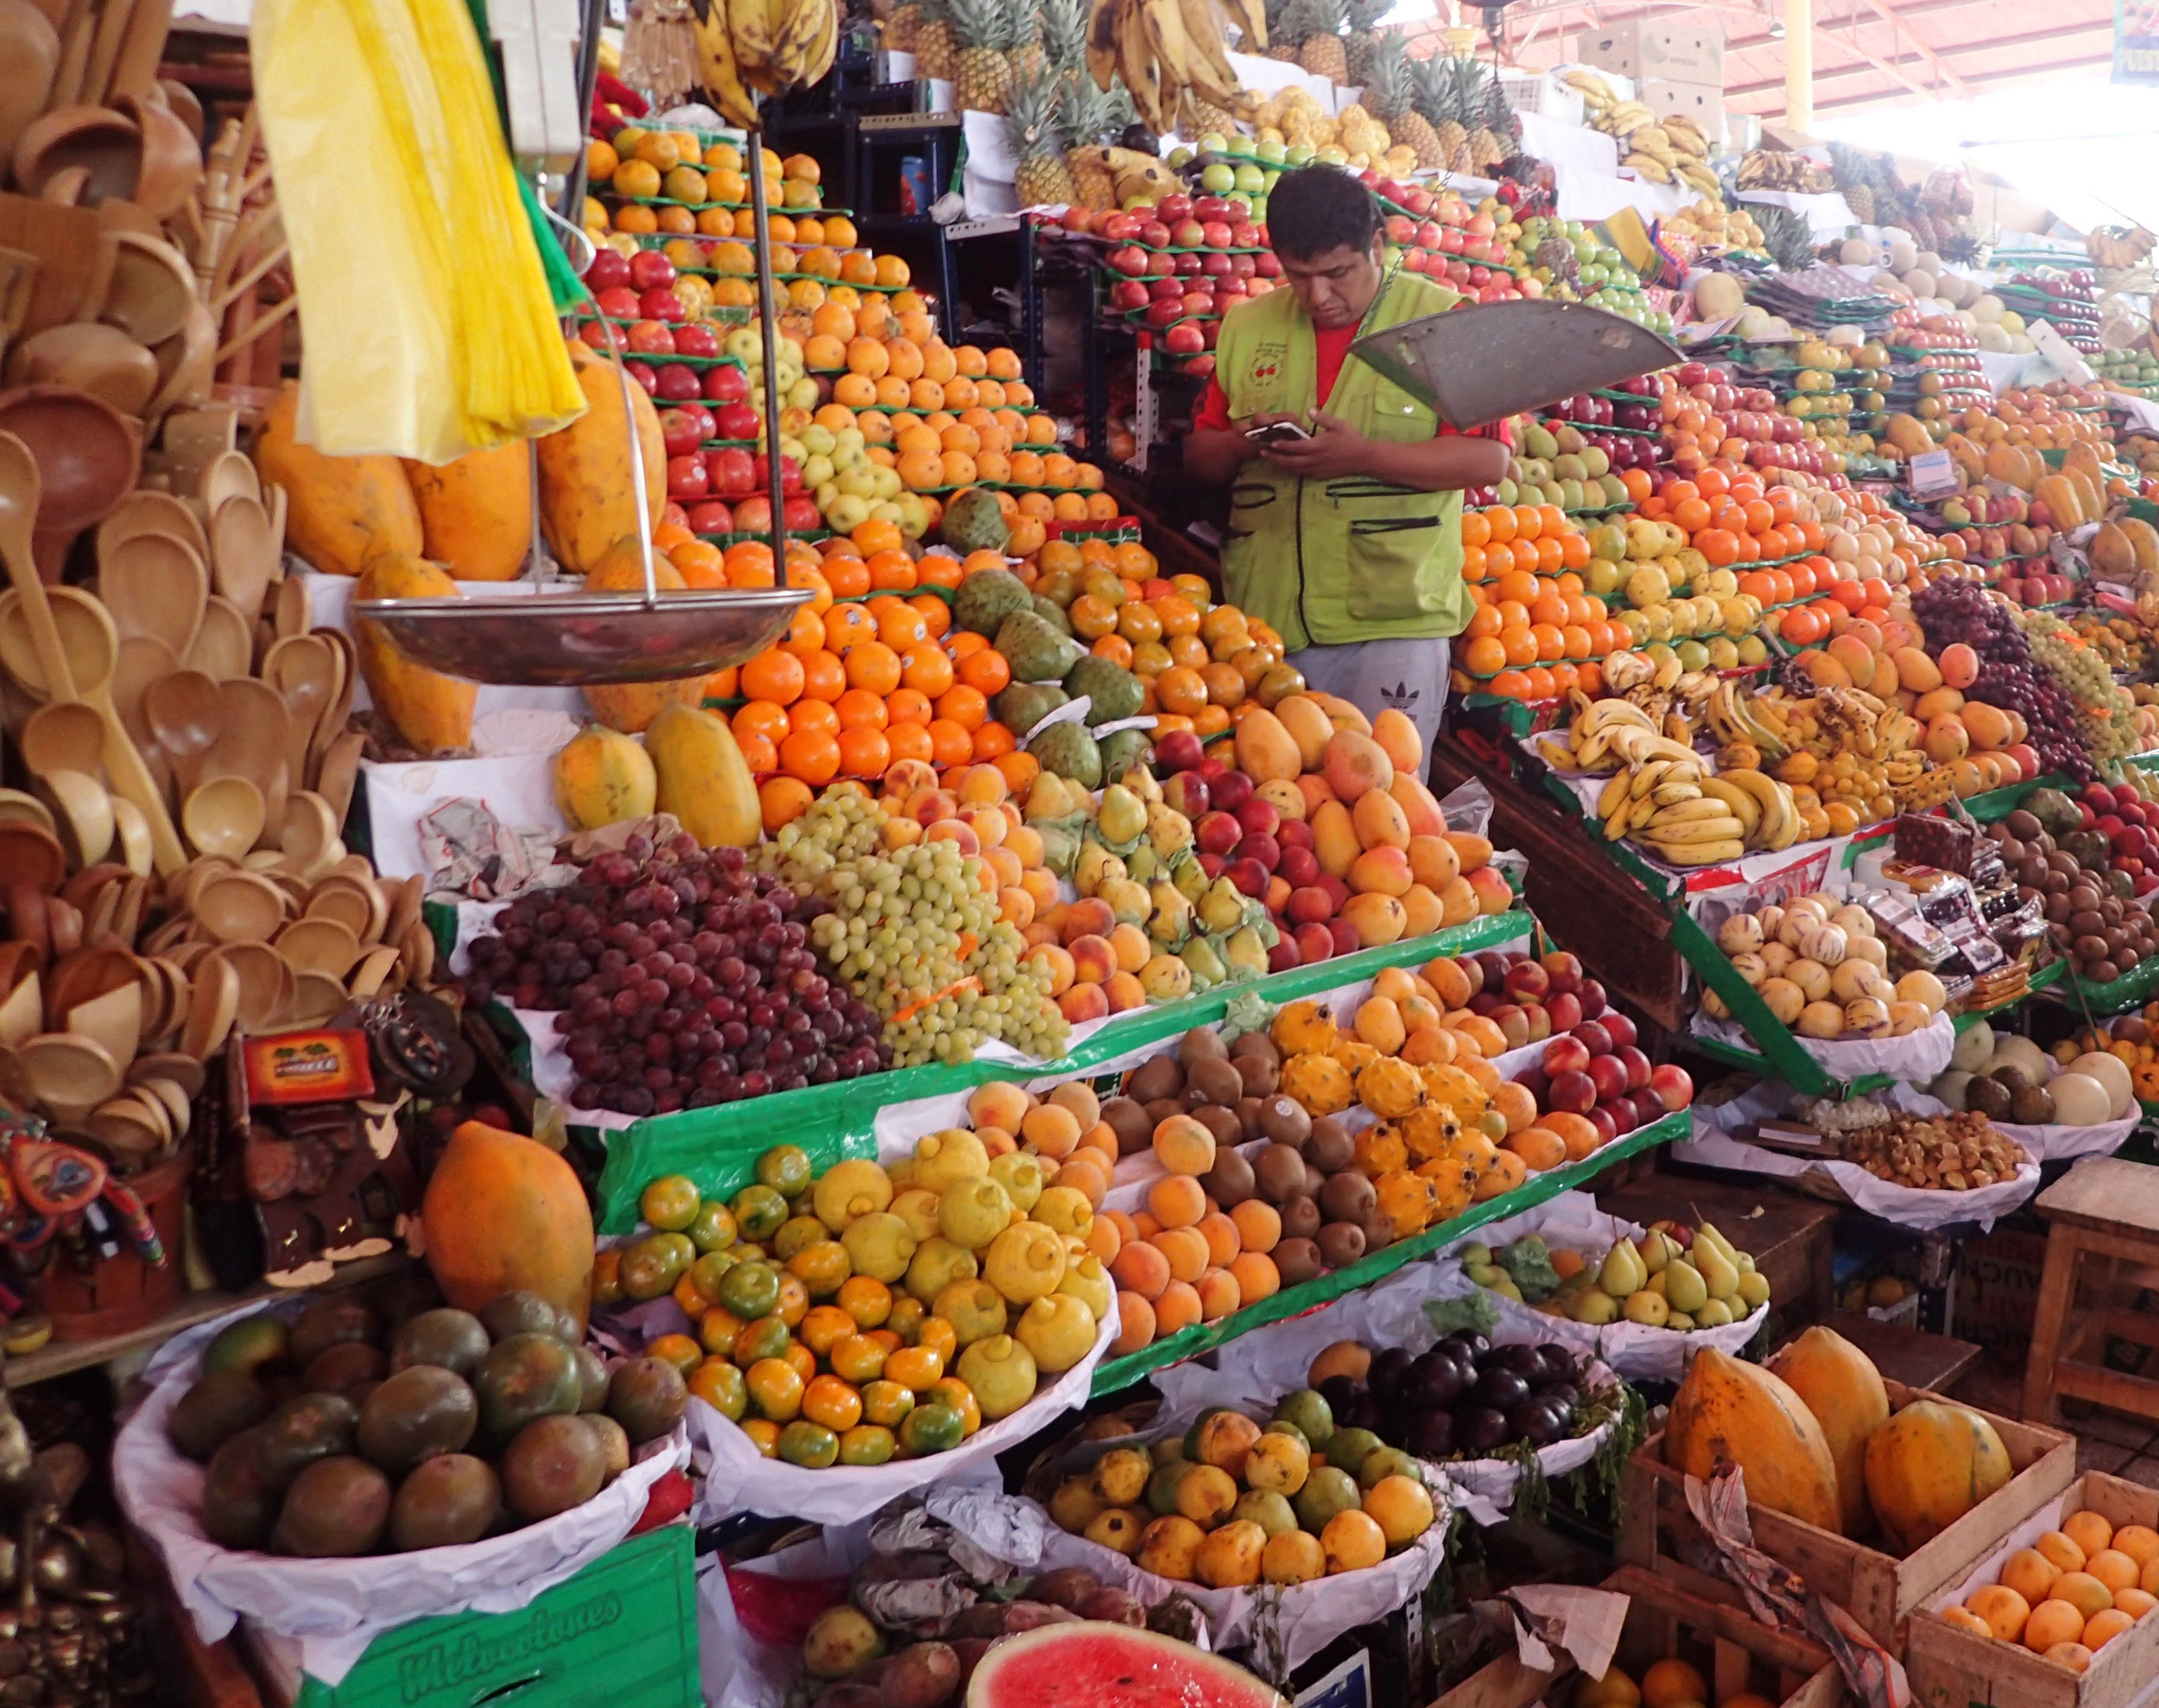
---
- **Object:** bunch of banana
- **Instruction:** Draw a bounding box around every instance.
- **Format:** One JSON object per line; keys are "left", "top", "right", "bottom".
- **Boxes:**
{"left": 1597, "top": 748, "right": 1798, "bottom": 863}
{"left": 1736, "top": 149, "right": 1831, "bottom": 193}
{"left": 2089, "top": 226, "right": 2156, "bottom": 269}
{"left": 1562, "top": 694, "right": 1683, "bottom": 773}
{"left": 1560, "top": 67, "right": 1622, "bottom": 116}
{"left": 1705, "top": 677, "right": 1792, "bottom": 762}
{"left": 693, "top": 0, "right": 838, "bottom": 124}
{"left": 1084, "top": 0, "right": 1262, "bottom": 135}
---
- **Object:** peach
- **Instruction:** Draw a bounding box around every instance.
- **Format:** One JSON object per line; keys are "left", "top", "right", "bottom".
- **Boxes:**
{"left": 1229, "top": 1199, "right": 1280, "bottom": 1253}
{"left": 1152, "top": 1113, "right": 1218, "bottom": 1176}
{"left": 1408, "top": 833, "right": 1460, "bottom": 890}
{"left": 1194, "top": 1211, "right": 1241, "bottom": 1267}
{"left": 1352, "top": 788, "right": 1411, "bottom": 851}
{"left": 1005, "top": 824, "right": 1044, "bottom": 867}
{"left": 1348, "top": 846, "right": 1413, "bottom": 896}
{"left": 1149, "top": 1227, "right": 1209, "bottom": 1284}
{"left": 1295, "top": 772, "right": 1338, "bottom": 815}
{"left": 953, "top": 763, "right": 1008, "bottom": 806}
{"left": 1340, "top": 892, "right": 1408, "bottom": 946}
{"left": 923, "top": 818, "right": 981, "bottom": 856}
{"left": 1084, "top": 1215, "right": 1123, "bottom": 1263}
{"left": 1390, "top": 773, "right": 1448, "bottom": 838}
{"left": 1102, "top": 971, "right": 1145, "bottom": 1013}
{"left": 1466, "top": 866, "right": 1513, "bottom": 914}
{"left": 978, "top": 1125, "right": 1017, "bottom": 1158}
{"left": 1076, "top": 1121, "right": 1119, "bottom": 1164}
{"left": 1310, "top": 800, "right": 1360, "bottom": 877}
{"left": 959, "top": 805, "right": 1007, "bottom": 847}
{"left": 1152, "top": 1279, "right": 1202, "bottom": 1336}
{"left": 1149, "top": 1174, "right": 1206, "bottom": 1230}
{"left": 1227, "top": 1250, "right": 1279, "bottom": 1304}
{"left": 1111, "top": 1290, "right": 1156, "bottom": 1354}
{"left": 1322, "top": 729, "right": 1394, "bottom": 802}
{"left": 1058, "top": 983, "right": 1109, "bottom": 1023}
{"left": 1025, "top": 942, "right": 1075, "bottom": 994}
{"left": 970, "top": 1081, "right": 1031, "bottom": 1131}
{"left": 1068, "top": 933, "right": 1118, "bottom": 984}
{"left": 1400, "top": 884, "right": 1443, "bottom": 937}
{"left": 1054, "top": 1156, "right": 1107, "bottom": 1206}
{"left": 1023, "top": 1103, "right": 1081, "bottom": 1156}
{"left": 1193, "top": 1268, "right": 1241, "bottom": 1321}
{"left": 998, "top": 886, "right": 1035, "bottom": 927}
{"left": 1111, "top": 1241, "right": 1169, "bottom": 1300}
{"left": 910, "top": 788, "right": 959, "bottom": 825}
{"left": 1061, "top": 897, "right": 1116, "bottom": 943}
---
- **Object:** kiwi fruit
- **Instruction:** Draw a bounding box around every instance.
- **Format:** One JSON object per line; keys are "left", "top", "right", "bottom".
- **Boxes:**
{"left": 1301, "top": 1159, "right": 1327, "bottom": 1198}
{"left": 1253, "top": 1143, "right": 1307, "bottom": 1202}
{"left": 1234, "top": 1097, "right": 1266, "bottom": 1142}
{"left": 1201, "top": 1150, "right": 1257, "bottom": 1209}
{"left": 1230, "top": 1033, "right": 1280, "bottom": 1068}
{"left": 1180, "top": 1027, "right": 1228, "bottom": 1063}
{"left": 1099, "top": 1097, "right": 1153, "bottom": 1155}
{"left": 1278, "top": 1193, "right": 1321, "bottom": 1241}
{"left": 1143, "top": 1097, "right": 1187, "bottom": 1130}
{"left": 1126, "top": 1058, "right": 1183, "bottom": 1104}
{"left": 1236, "top": 1053, "right": 1279, "bottom": 1098}
{"left": 1257, "top": 1097, "right": 1311, "bottom": 1148}
{"left": 1358, "top": 1205, "right": 1396, "bottom": 1253}
{"left": 1304, "top": 1117, "right": 1354, "bottom": 1173}
{"left": 1186, "top": 1056, "right": 1244, "bottom": 1108}
{"left": 1315, "top": 1223, "right": 1366, "bottom": 1269}
{"left": 1192, "top": 1104, "right": 1244, "bottom": 1148}
{"left": 1319, "top": 1173, "right": 1376, "bottom": 1224}
{"left": 1273, "top": 1238, "right": 1322, "bottom": 1286}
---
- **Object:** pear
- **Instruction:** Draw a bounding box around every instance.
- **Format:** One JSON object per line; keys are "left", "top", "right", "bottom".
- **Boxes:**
{"left": 1567, "top": 1289, "right": 1621, "bottom": 1326}
{"left": 1737, "top": 1271, "right": 1772, "bottom": 1310}
{"left": 1663, "top": 1259, "right": 1709, "bottom": 1316}
{"left": 1694, "top": 1222, "right": 1738, "bottom": 1268}
{"left": 1694, "top": 1240, "right": 1741, "bottom": 1303}
{"left": 1488, "top": 1275, "right": 1523, "bottom": 1302}
{"left": 1459, "top": 1243, "right": 1492, "bottom": 1268}
{"left": 1464, "top": 1261, "right": 1504, "bottom": 1287}
{"left": 1624, "top": 1290, "right": 1669, "bottom": 1327}
{"left": 1665, "top": 1311, "right": 1694, "bottom": 1331}
{"left": 1637, "top": 1230, "right": 1675, "bottom": 1275}
{"left": 1599, "top": 1240, "right": 1648, "bottom": 1300}
{"left": 1643, "top": 1268, "right": 1668, "bottom": 1299}
{"left": 1694, "top": 1298, "right": 1734, "bottom": 1328}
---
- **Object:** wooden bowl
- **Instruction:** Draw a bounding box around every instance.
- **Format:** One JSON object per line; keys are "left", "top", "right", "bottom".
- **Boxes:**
{"left": 34, "top": 769, "right": 111, "bottom": 867}
{"left": 64, "top": 979, "right": 140, "bottom": 1066}
{"left": 288, "top": 970, "right": 348, "bottom": 1027}
{"left": 128, "top": 1050, "right": 204, "bottom": 1098}
{"left": 98, "top": 231, "right": 194, "bottom": 346}
{"left": 0, "top": 821, "right": 66, "bottom": 891}
{"left": 177, "top": 951, "right": 237, "bottom": 1059}
{"left": 219, "top": 939, "right": 290, "bottom": 1032}
{"left": 191, "top": 870, "right": 283, "bottom": 944}
{"left": 0, "top": 789, "right": 55, "bottom": 832}
{"left": 275, "top": 916, "right": 359, "bottom": 978}
{"left": 18, "top": 1030, "right": 120, "bottom": 1122}
{"left": 5, "top": 323, "right": 159, "bottom": 415}
{"left": 113, "top": 94, "right": 201, "bottom": 220}
{"left": 9, "top": 105, "right": 139, "bottom": 205}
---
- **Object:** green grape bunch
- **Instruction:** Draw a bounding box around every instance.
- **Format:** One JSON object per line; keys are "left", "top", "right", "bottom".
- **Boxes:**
{"left": 2022, "top": 611, "right": 2144, "bottom": 773}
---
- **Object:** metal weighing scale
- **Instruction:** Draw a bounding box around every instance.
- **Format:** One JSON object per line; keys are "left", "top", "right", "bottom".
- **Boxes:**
{"left": 1351, "top": 300, "right": 1684, "bottom": 429}
{"left": 353, "top": 0, "right": 814, "bottom": 686}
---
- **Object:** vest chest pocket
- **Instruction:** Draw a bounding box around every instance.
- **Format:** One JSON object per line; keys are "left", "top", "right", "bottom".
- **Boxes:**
{"left": 1342, "top": 509, "right": 1447, "bottom": 623}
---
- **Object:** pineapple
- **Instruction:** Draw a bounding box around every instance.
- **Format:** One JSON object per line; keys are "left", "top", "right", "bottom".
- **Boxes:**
{"left": 950, "top": 0, "right": 1016, "bottom": 114}
{"left": 1342, "top": 0, "right": 1388, "bottom": 86}
{"left": 1827, "top": 140, "right": 1877, "bottom": 225}
{"left": 1009, "top": 66, "right": 1076, "bottom": 206}
{"left": 1462, "top": 60, "right": 1505, "bottom": 172}
{"left": 1414, "top": 52, "right": 1468, "bottom": 172}
{"left": 1481, "top": 62, "right": 1520, "bottom": 160}
{"left": 1298, "top": 0, "right": 1346, "bottom": 82}
{"left": 1038, "top": 0, "right": 1086, "bottom": 72}
{"left": 1264, "top": 0, "right": 1302, "bottom": 61}
{"left": 1182, "top": 92, "right": 1241, "bottom": 141}
{"left": 1061, "top": 76, "right": 1120, "bottom": 207}
{"left": 914, "top": 0, "right": 958, "bottom": 79}
{"left": 887, "top": 0, "right": 924, "bottom": 50}
{"left": 1371, "top": 36, "right": 1440, "bottom": 170}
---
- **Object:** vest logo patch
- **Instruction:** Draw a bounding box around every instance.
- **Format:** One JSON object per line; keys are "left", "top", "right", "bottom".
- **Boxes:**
{"left": 1249, "top": 339, "right": 1287, "bottom": 384}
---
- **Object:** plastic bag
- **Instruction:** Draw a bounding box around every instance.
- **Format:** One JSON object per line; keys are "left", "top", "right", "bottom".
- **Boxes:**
{"left": 252, "top": 0, "right": 585, "bottom": 461}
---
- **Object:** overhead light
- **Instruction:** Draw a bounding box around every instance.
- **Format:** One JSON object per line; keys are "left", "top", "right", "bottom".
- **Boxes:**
{"left": 1767, "top": 17, "right": 1785, "bottom": 37}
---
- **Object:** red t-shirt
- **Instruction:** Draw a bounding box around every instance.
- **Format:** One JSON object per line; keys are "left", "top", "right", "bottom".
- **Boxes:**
{"left": 1191, "top": 320, "right": 1508, "bottom": 446}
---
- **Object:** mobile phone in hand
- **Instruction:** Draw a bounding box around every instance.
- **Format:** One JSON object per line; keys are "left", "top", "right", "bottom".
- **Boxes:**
{"left": 1244, "top": 421, "right": 1310, "bottom": 445}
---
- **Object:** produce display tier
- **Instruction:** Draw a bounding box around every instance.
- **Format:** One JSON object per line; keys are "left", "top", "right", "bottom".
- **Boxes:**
{"left": 586, "top": 908, "right": 1535, "bottom": 1232}
{"left": 1089, "top": 1103, "right": 1690, "bottom": 1395}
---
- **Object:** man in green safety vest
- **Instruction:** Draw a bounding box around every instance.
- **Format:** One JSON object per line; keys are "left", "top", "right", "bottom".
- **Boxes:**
{"left": 1186, "top": 167, "right": 1510, "bottom": 754}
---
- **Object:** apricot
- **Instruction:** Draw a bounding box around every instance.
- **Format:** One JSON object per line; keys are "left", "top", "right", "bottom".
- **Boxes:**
{"left": 1194, "top": 1211, "right": 1241, "bottom": 1267}
{"left": 2084, "top": 1609, "right": 2135, "bottom": 1651}
{"left": 969, "top": 1082, "right": 1030, "bottom": 1132}
{"left": 1048, "top": 1080, "right": 1099, "bottom": 1127}
{"left": 1193, "top": 1268, "right": 1240, "bottom": 1320}
{"left": 2064, "top": 1509, "right": 2118, "bottom": 1560}
{"left": 1230, "top": 1199, "right": 1281, "bottom": 1253}
{"left": 1150, "top": 1228, "right": 1209, "bottom": 1284}
{"left": 1227, "top": 1250, "right": 1279, "bottom": 1305}
{"left": 1966, "top": 1585, "right": 2029, "bottom": 1643}
{"left": 1148, "top": 1175, "right": 1206, "bottom": 1230}
{"left": 1110, "top": 1290, "right": 1155, "bottom": 1355}
{"left": 1152, "top": 1279, "right": 1201, "bottom": 1335}
{"left": 1152, "top": 1114, "right": 1218, "bottom": 1176}
{"left": 2086, "top": 1549, "right": 2139, "bottom": 1596}
{"left": 1110, "top": 1242, "right": 1169, "bottom": 1300}
{"left": 2025, "top": 1599, "right": 2087, "bottom": 1653}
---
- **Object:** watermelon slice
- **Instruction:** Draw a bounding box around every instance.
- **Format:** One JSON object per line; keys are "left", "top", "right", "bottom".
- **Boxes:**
{"left": 966, "top": 1621, "right": 1287, "bottom": 1708}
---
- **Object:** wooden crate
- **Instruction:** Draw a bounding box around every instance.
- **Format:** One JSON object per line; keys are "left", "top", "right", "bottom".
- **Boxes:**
{"left": 1618, "top": 1379, "right": 2075, "bottom": 1647}
{"left": 1904, "top": 1472, "right": 2159, "bottom": 1708}
{"left": 1430, "top": 1566, "right": 1843, "bottom": 1708}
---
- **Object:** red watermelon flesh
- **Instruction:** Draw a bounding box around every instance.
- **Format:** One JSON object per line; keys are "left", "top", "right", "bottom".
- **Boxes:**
{"left": 966, "top": 1622, "right": 1286, "bottom": 1708}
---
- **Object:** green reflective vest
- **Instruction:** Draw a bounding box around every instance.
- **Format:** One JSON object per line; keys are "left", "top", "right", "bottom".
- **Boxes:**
{"left": 1213, "top": 270, "right": 1470, "bottom": 653}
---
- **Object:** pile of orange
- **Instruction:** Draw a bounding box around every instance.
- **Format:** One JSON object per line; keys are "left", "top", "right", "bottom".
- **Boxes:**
{"left": 1637, "top": 470, "right": 1828, "bottom": 570}
{"left": 1455, "top": 503, "right": 1621, "bottom": 700}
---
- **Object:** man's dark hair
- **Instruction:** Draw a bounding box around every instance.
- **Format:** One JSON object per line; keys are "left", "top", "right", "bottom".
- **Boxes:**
{"left": 1264, "top": 165, "right": 1383, "bottom": 261}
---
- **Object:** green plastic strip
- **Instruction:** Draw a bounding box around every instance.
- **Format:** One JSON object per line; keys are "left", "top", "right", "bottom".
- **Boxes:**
{"left": 590, "top": 908, "right": 1534, "bottom": 1231}
{"left": 1088, "top": 1106, "right": 1690, "bottom": 1396}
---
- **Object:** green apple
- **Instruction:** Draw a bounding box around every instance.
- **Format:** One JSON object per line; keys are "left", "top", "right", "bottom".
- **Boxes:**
{"left": 787, "top": 376, "right": 819, "bottom": 410}
{"left": 1199, "top": 132, "right": 1229, "bottom": 153}
{"left": 870, "top": 500, "right": 905, "bottom": 528}
{"left": 836, "top": 466, "right": 878, "bottom": 500}
{"left": 801, "top": 453, "right": 834, "bottom": 489}
{"left": 1255, "top": 138, "right": 1285, "bottom": 164}
{"left": 870, "top": 465, "right": 903, "bottom": 501}
{"left": 1168, "top": 146, "right": 1195, "bottom": 168}
{"left": 825, "top": 493, "right": 871, "bottom": 532}
{"left": 1233, "top": 162, "right": 1264, "bottom": 193}
{"left": 1200, "top": 161, "right": 1235, "bottom": 193}
{"left": 801, "top": 424, "right": 836, "bottom": 457}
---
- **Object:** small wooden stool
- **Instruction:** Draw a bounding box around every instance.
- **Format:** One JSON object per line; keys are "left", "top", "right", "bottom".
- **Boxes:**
{"left": 2022, "top": 1155, "right": 2159, "bottom": 1426}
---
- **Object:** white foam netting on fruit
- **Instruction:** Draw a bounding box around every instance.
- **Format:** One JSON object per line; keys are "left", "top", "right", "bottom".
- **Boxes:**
{"left": 1430, "top": 1190, "right": 1767, "bottom": 1382}
{"left": 112, "top": 1299, "right": 688, "bottom": 1686}
{"left": 1689, "top": 1007, "right": 1959, "bottom": 1083}
{"left": 1681, "top": 1083, "right": 2042, "bottom": 1231}
{"left": 687, "top": 1304, "right": 1116, "bottom": 1528}
{"left": 1146, "top": 1255, "right": 1624, "bottom": 1521}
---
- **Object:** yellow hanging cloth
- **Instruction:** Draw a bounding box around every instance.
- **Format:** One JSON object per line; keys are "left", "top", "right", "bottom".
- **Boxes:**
{"left": 252, "top": 0, "right": 586, "bottom": 462}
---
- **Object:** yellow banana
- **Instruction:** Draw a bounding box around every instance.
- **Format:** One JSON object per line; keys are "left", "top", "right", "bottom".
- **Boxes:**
{"left": 769, "top": 0, "right": 835, "bottom": 86}
{"left": 693, "top": 0, "right": 760, "bottom": 126}
{"left": 730, "top": 0, "right": 779, "bottom": 86}
{"left": 1086, "top": 0, "right": 1122, "bottom": 90}
{"left": 1598, "top": 771, "right": 1634, "bottom": 820}
{"left": 1648, "top": 799, "right": 1733, "bottom": 827}
{"left": 1604, "top": 794, "right": 1638, "bottom": 841}
{"left": 1629, "top": 760, "right": 1672, "bottom": 802}
{"left": 1641, "top": 815, "right": 1747, "bottom": 842}
{"left": 1698, "top": 778, "right": 1760, "bottom": 839}
{"left": 1639, "top": 838, "right": 1746, "bottom": 866}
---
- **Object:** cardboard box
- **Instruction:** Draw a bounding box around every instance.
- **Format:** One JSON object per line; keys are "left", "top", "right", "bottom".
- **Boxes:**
{"left": 1637, "top": 76, "right": 1724, "bottom": 142}
{"left": 1575, "top": 13, "right": 1723, "bottom": 82}
{"left": 1953, "top": 1225, "right": 2048, "bottom": 1366}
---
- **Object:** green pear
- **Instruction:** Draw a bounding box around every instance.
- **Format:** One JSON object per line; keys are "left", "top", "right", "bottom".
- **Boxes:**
{"left": 1694, "top": 1298, "right": 1734, "bottom": 1328}
{"left": 1694, "top": 1222, "right": 1738, "bottom": 1267}
{"left": 1599, "top": 1239, "right": 1648, "bottom": 1300}
{"left": 1489, "top": 1275, "right": 1523, "bottom": 1302}
{"left": 1665, "top": 1311, "right": 1694, "bottom": 1331}
{"left": 1737, "top": 1271, "right": 1772, "bottom": 1310}
{"left": 1663, "top": 1259, "right": 1709, "bottom": 1316}
{"left": 1644, "top": 1268, "right": 1668, "bottom": 1299}
{"left": 1624, "top": 1290, "right": 1669, "bottom": 1326}
{"left": 1459, "top": 1243, "right": 1492, "bottom": 1268}
{"left": 1637, "top": 1230, "right": 1675, "bottom": 1275}
{"left": 1736, "top": 1251, "right": 1756, "bottom": 1274}
{"left": 1567, "top": 1289, "right": 1622, "bottom": 1326}
{"left": 1464, "top": 1262, "right": 1504, "bottom": 1287}
{"left": 1694, "top": 1240, "right": 1741, "bottom": 1303}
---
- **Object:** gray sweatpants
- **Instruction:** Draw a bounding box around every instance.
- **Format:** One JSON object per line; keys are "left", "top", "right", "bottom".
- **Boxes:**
{"left": 1286, "top": 637, "right": 1450, "bottom": 770}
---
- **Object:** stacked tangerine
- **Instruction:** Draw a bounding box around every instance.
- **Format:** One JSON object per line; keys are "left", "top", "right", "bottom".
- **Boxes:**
{"left": 1637, "top": 469, "right": 1835, "bottom": 572}
{"left": 1455, "top": 502, "right": 1624, "bottom": 703}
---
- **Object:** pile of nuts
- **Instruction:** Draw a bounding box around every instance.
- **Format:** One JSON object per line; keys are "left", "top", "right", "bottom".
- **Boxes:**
{"left": 1839, "top": 1110, "right": 2027, "bottom": 1190}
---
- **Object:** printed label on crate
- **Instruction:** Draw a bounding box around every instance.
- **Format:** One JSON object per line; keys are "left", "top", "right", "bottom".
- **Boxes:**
{"left": 396, "top": 1588, "right": 627, "bottom": 1697}
{"left": 1295, "top": 1649, "right": 1371, "bottom": 1708}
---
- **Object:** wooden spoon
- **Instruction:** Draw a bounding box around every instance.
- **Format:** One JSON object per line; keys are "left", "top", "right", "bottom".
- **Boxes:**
{"left": 142, "top": 668, "right": 219, "bottom": 794}
{"left": 271, "top": 573, "right": 308, "bottom": 640}
{"left": 314, "top": 730, "right": 363, "bottom": 827}
{"left": 19, "top": 699, "right": 104, "bottom": 779}
{"left": 312, "top": 624, "right": 356, "bottom": 760}
{"left": 97, "top": 488, "right": 208, "bottom": 565}
{"left": 185, "top": 592, "right": 250, "bottom": 680}
{"left": 198, "top": 448, "right": 257, "bottom": 513}
{"left": 180, "top": 775, "right": 263, "bottom": 860}
{"left": 262, "top": 633, "right": 333, "bottom": 790}
{"left": 0, "top": 429, "right": 76, "bottom": 703}
{"left": 98, "top": 528, "right": 204, "bottom": 657}
{"left": 110, "top": 631, "right": 174, "bottom": 750}
{"left": 203, "top": 675, "right": 284, "bottom": 790}
{"left": 208, "top": 492, "right": 273, "bottom": 620}
{"left": 0, "top": 583, "right": 186, "bottom": 875}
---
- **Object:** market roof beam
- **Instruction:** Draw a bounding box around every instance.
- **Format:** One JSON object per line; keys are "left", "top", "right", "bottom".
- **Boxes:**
{"left": 1853, "top": 0, "right": 1972, "bottom": 98}
{"left": 1720, "top": 16, "right": 2116, "bottom": 97}
{"left": 1432, "top": 0, "right": 2004, "bottom": 57}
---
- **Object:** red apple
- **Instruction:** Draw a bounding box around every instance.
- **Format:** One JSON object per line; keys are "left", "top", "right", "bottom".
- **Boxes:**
{"left": 1586, "top": 1054, "right": 1629, "bottom": 1102}
{"left": 1294, "top": 921, "right": 1336, "bottom": 964}
{"left": 665, "top": 454, "right": 707, "bottom": 500}
{"left": 584, "top": 250, "right": 632, "bottom": 292}
{"left": 1326, "top": 918, "right": 1361, "bottom": 957}
{"left": 628, "top": 250, "right": 677, "bottom": 290}
{"left": 1210, "top": 771, "right": 1254, "bottom": 813}
{"left": 1576, "top": 979, "right": 1608, "bottom": 1020}
{"left": 1233, "top": 832, "right": 1280, "bottom": 872}
{"left": 652, "top": 364, "right": 701, "bottom": 402}
{"left": 1601, "top": 1012, "right": 1638, "bottom": 1051}
{"left": 1649, "top": 1064, "right": 1694, "bottom": 1111}
{"left": 1155, "top": 730, "right": 1205, "bottom": 774}
{"left": 1226, "top": 857, "right": 1269, "bottom": 898}
{"left": 1163, "top": 322, "right": 1206, "bottom": 357}
{"left": 687, "top": 500, "right": 732, "bottom": 535}
{"left": 1194, "top": 811, "right": 1243, "bottom": 856}
{"left": 1278, "top": 845, "right": 1320, "bottom": 888}
{"left": 1545, "top": 991, "right": 1582, "bottom": 1033}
